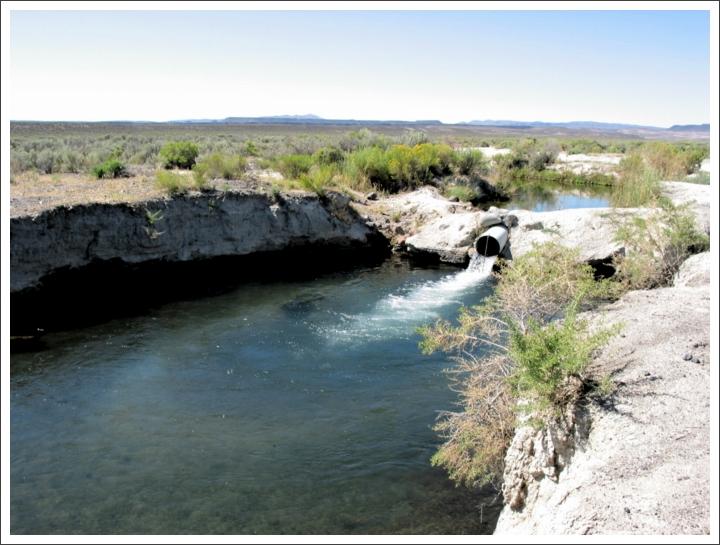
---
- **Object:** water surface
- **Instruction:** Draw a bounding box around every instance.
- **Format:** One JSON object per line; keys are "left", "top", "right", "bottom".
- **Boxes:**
{"left": 497, "top": 183, "right": 612, "bottom": 212}
{"left": 11, "top": 258, "right": 500, "bottom": 534}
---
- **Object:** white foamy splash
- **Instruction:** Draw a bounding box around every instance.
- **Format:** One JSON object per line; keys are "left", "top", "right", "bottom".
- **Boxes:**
{"left": 315, "top": 255, "right": 496, "bottom": 343}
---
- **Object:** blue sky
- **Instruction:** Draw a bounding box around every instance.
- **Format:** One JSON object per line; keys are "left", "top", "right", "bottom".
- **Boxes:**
{"left": 10, "top": 10, "right": 710, "bottom": 126}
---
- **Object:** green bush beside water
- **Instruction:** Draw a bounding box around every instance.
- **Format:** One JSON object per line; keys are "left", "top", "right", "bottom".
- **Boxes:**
{"left": 420, "top": 243, "right": 618, "bottom": 487}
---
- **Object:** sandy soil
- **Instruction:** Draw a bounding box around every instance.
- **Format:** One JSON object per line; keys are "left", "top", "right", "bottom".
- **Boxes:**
{"left": 472, "top": 146, "right": 512, "bottom": 158}
{"left": 549, "top": 152, "right": 622, "bottom": 176}
{"left": 9, "top": 167, "right": 276, "bottom": 218}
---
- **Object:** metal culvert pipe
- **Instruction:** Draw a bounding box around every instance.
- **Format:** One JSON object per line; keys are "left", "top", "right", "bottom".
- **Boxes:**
{"left": 474, "top": 225, "right": 509, "bottom": 257}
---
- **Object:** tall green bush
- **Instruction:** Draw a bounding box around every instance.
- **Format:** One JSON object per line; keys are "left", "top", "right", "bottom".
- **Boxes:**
{"left": 159, "top": 141, "right": 199, "bottom": 169}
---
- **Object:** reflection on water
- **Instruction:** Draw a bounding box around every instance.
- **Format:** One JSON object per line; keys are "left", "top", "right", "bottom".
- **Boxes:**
{"left": 495, "top": 182, "right": 612, "bottom": 212}
{"left": 11, "top": 259, "right": 500, "bottom": 534}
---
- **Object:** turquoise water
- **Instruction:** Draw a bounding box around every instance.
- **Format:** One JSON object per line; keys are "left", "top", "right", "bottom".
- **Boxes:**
{"left": 11, "top": 258, "right": 501, "bottom": 534}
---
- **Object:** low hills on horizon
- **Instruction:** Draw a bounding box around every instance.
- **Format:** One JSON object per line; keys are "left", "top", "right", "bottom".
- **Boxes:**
{"left": 169, "top": 115, "right": 709, "bottom": 133}
{"left": 12, "top": 115, "right": 709, "bottom": 139}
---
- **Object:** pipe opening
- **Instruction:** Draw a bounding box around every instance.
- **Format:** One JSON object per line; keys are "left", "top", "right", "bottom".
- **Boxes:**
{"left": 474, "top": 225, "right": 508, "bottom": 257}
{"left": 475, "top": 235, "right": 501, "bottom": 257}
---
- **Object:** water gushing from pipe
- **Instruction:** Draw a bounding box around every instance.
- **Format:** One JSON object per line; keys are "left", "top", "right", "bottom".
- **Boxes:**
{"left": 317, "top": 254, "right": 496, "bottom": 344}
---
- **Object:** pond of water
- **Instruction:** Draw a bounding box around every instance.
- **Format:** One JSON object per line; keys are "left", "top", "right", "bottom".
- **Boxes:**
{"left": 498, "top": 184, "right": 612, "bottom": 212}
{"left": 11, "top": 258, "right": 500, "bottom": 534}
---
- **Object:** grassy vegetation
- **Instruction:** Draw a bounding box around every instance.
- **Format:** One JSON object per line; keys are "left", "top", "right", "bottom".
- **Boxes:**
{"left": 193, "top": 153, "right": 247, "bottom": 180}
{"left": 452, "top": 149, "right": 490, "bottom": 176}
{"left": 443, "top": 184, "right": 480, "bottom": 203}
{"left": 10, "top": 122, "right": 708, "bottom": 204}
{"left": 276, "top": 154, "right": 315, "bottom": 179}
{"left": 613, "top": 199, "right": 709, "bottom": 289}
{"left": 420, "top": 243, "right": 618, "bottom": 487}
{"left": 611, "top": 142, "right": 708, "bottom": 207}
{"left": 155, "top": 169, "right": 206, "bottom": 195}
{"left": 487, "top": 138, "right": 708, "bottom": 207}
{"left": 269, "top": 143, "right": 482, "bottom": 194}
{"left": 685, "top": 171, "right": 710, "bottom": 185}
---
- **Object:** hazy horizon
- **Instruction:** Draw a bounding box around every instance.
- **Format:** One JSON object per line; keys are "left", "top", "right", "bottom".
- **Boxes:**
{"left": 10, "top": 10, "right": 711, "bottom": 126}
{"left": 7, "top": 115, "right": 711, "bottom": 128}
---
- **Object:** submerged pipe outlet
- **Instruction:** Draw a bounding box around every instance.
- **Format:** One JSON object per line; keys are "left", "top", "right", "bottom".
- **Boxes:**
{"left": 474, "top": 225, "right": 509, "bottom": 257}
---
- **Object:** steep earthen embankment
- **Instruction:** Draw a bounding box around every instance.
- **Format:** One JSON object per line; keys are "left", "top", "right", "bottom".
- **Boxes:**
{"left": 11, "top": 190, "right": 385, "bottom": 294}
{"left": 10, "top": 189, "right": 389, "bottom": 335}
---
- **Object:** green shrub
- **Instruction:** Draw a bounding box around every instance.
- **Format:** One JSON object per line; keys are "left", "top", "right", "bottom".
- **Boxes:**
{"left": 344, "top": 143, "right": 454, "bottom": 191}
{"left": 298, "top": 165, "right": 337, "bottom": 195}
{"left": 338, "top": 128, "right": 390, "bottom": 152}
{"left": 562, "top": 139, "right": 607, "bottom": 154}
{"left": 194, "top": 153, "right": 247, "bottom": 180}
{"left": 429, "top": 354, "right": 515, "bottom": 488}
{"left": 610, "top": 142, "right": 709, "bottom": 207}
{"left": 276, "top": 154, "right": 314, "bottom": 179}
{"left": 92, "top": 158, "right": 127, "bottom": 179}
{"left": 155, "top": 169, "right": 205, "bottom": 195}
{"left": 415, "top": 143, "right": 454, "bottom": 179}
{"left": 642, "top": 142, "right": 704, "bottom": 179}
{"left": 611, "top": 153, "right": 660, "bottom": 207}
{"left": 444, "top": 185, "right": 479, "bottom": 203}
{"left": 61, "top": 150, "right": 83, "bottom": 173}
{"left": 159, "top": 141, "right": 199, "bottom": 169}
{"left": 494, "top": 151, "right": 529, "bottom": 174}
{"left": 344, "top": 146, "right": 393, "bottom": 189}
{"left": 313, "top": 146, "right": 345, "bottom": 165}
{"left": 244, "top": 140, "right": 259, "bottom": 156}
{"left": 420, "top": 242, "right": 618, "bottom": 487}
{"left": 452, "top": 149, "right": 489, "bottom": 176}
{"left": 508, "top": 308, "right": 617, "bottom": 411}
{"left": 495, "top": 164, "right": 615, "bottom": 191}
{"left": 35, "top": 149, "right": 61, "bottom": 174}
{"left": 613, "top": 200, "right": 709, "bottom": 289}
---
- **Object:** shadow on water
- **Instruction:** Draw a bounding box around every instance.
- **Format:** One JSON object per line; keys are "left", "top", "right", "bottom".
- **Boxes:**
{"left": 11, "top": 243, "right": 390, "bottom": 338}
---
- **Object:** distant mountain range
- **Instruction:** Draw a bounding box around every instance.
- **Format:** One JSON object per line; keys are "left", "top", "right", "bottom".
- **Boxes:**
{"left": 164, "top": 116, "right": 708, "bottom": 132}
{"left": 667, "top": 124, "right": 710, "bottom": 132}
{"left": 171, "top": 115, "right": 443, "bottom": 126}
{"left": 14, "top": 116, "right": 709, "bottom": 134}
{"left": 464, "top": 119, "right": 710, "bottom": 132}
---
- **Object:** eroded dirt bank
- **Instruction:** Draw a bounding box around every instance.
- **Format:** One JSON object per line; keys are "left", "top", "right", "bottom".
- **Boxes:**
{"left": 11, "top": 190, "right": 385, "bottom": 293}
{"left": 10, "top": 189, "right": 389, "bottom": 335}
